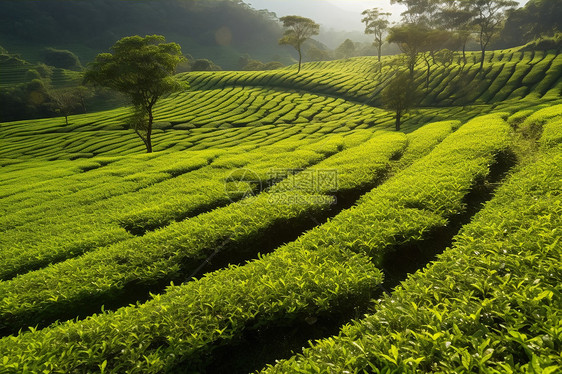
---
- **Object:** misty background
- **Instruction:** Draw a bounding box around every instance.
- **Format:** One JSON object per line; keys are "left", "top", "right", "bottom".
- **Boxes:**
{"left": 247, "top": 0, "right": 529, "bottom": 48}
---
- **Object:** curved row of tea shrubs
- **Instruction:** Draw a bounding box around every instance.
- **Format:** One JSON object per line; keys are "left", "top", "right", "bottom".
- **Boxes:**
{"left": 0, "top": 85, "right": 392, "bottom": 160}
{"left": 184, "top": 50, "right": 562, "bottom": 106}
{"left": 2, "top": 50, "right": 561, "bottom": 161}
{"left": 0, "top": 140, "right": 336, "bottom": 281}
{"left": 0, "top": 132, "right": 407, "bottom": 333}
{"left": 263, "top": 124, "right": 562, "bottom": 374}
{"left": 0, "top": 114, "right": 513, "bottom": 372}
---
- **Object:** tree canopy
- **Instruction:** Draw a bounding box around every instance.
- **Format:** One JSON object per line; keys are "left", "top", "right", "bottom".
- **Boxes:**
{"left": 279, "top": 15, "right": 320, "bottom": 74}
{"left": 465, "top": 0, "right": 518, "bottom": 69}
{"left": 84, "top": 34, "right": 185, "bottom": 153}
{"left": 382, "top": 71, "right": 419, "bottom": 131}
{"left": 500, "top": 0, "right": 562, "bottom": 47}
{"left": 387, "top": 24, "right": 430, "bottom": 77}
{"left": 362, "top": 8, "right": 391, "bottom": 63}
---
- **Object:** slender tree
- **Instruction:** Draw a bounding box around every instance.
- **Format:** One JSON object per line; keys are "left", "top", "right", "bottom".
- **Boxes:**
{"left": 382, "top": 70, "right": 419, "bottom": 131}
{"left": 49, "top": 87, "right": 90, "bottom": 125}
{"left": 387, "top": 24, "right": 429, "bottom": 78}
{"left": 84, "top": 35, "right": 185, "bottom": 153}
{"left": 437, "top": 0, "right": 476, "bottom": 66}
{"left": 279, "top": 16, "right": 320, "bottom": 74}
{"left": 462, "top": 0, "right": 518, "bottom": 70}
{"left": 362, "top": 8, "right": 391, "bottom": 64}
{"left": 421, "top": 29, "right": 454, "bottom": 88}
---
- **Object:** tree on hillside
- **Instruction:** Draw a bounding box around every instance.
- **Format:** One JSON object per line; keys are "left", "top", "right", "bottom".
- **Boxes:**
{"left": 387, "top": 24, "right": 429, "bottom": 78}
{"left": 42, "top": 48, "right": 82, "bottom": 71}
{"left": 462, "top": 0, "right": 518, "bottom": 71}
{"left": 362, "top": 8, "right": 391, "bottom": 65}
{"left": 437, "top": 0, "right": 476, "bottom": 65}
{"left": 382, "top": 71, "right": 420, "bottom": 131}
{"left": 49, "top": 86, "right": 90, "bottom": 125}
{"left": 500, "top": 0, "right": 562, "bottom": 47}
{"left": 391, "top": 0, "right": 440, "bottom": 25}
{"left": 420, "top": 29, "right": 454, "bottom": 88}
{"left": 278, "top": 16, "right": 320, "bottom": 74}
{"left": 84, "top": 35, "right": 185, "bottom": 153}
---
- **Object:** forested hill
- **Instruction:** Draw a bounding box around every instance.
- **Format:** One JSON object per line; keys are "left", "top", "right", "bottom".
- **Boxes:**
{"left": 0, "top": 0, "right": 288, "bottom": 69}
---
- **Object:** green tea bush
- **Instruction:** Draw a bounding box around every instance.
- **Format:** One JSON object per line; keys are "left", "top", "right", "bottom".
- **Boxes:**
{"left": 0, "top": 132, "right": 407, "bottom": 332}
{"left": 264, "top": 143, "right": 562, "bottom": 374}
{"left": 292, "top": 114, "right": 511, "bottom": 265}
{"left": 540, "top": 117, "right": 562, "bottom": 148}
{"left": 0, "top": 242, "right": 382, "bottom": 373}
{"left": 0, "top": 113, "right": 511, "bottom": 372}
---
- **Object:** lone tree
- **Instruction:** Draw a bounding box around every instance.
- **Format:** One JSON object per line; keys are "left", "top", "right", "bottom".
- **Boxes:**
{"left": 49, "top": 86, "right": 90, "bottom": 125}
{"left": 279, "top": 16, "right": 320, "bottom": 74}
{"left": 362, "top": 8, "right": 391, "bottom": 64}
{"left": 387, "top": 24, "right": 430, "bottom": 78}
{"left": 84, "top": 35, "right": 185, "bottom": 153}
{"left": 382, "top": 71, "right": 419, "bottom": 131}
{"left": 437, "top": 0, "right": 476, "bottom": 66}
{"left": 463, "top": 0, "right": 518, "bottom": 71}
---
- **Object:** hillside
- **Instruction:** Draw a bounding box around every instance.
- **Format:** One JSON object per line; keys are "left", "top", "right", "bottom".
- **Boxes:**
{"left": 0, "top": 0, "right": 288, "bottom": 69}
{"left": 2, "top": 49, "right": 561, "bottom": 161}
{"left": 0, "top": 50, "right": 561, "bottom": 373}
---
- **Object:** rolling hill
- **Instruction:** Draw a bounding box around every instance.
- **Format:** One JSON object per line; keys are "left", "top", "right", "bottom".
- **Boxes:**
{"left": 0, "top": 48, "right": 561, "bottom": 373}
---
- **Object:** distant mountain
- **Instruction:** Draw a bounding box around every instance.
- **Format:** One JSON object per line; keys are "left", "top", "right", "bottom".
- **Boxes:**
{"left": 247, "top": 0, "right": 364, "bottom": 30}
{"left": 246, "top": 0, "right": 372, "bottom": 48}
{"left": 0, "top": 0, "right": 291, "bottom": 69}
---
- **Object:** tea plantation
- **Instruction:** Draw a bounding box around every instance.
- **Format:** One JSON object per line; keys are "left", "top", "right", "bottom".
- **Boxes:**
{"left": 0, "top": 49, "right": 561, "bottom": 373}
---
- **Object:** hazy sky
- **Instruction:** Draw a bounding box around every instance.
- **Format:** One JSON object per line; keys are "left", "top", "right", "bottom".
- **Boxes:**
{"left": 246, "top": 0, "right": 529, "bottom": 32}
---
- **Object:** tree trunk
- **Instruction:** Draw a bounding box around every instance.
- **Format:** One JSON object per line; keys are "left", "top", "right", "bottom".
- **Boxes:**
{"left": 377, "top": 44, "right": 383, "bottom": 72}
{"left": 395, "top": 112, "right": 401, "bottom": 131}
{"left": 462, "top": 42, "right": 467, "bottom": 66}
{"left": 64, "top": 115, "right": 68, "bottom": 126}
{"left": 425, "top": 56, "right": 431, "bottom": 90}
{"left": 479, "top": 29, "right": 486, "bottom": 72}
{"left": 146, "top": 106, "right": 154, "bottom": 153}
{"left": 297, "top": 47, "right": 302, "bottom": 74}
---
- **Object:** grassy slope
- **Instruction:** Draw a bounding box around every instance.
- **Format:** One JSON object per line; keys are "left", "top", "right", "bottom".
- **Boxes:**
{"left": 1, "top": 50, "right": 561, "bottom": 162}
{"left": 0, "top": 50, "right": 561, "bottom": 372}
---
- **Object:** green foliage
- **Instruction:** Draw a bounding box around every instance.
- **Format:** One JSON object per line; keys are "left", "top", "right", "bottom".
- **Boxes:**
{"left": 0, "top": 240, "right": 382, "bottom": 373}
{"left": 84, "top": 34, "right": 186, "bottom": 153}
{"left": 381, "top": 71, "right": 419, "bottom": 130}
{"left": 264, "top": 138, "right": 562, "bottom": 374}
{"left": 387, "top": 24, "right": 430, "bottom": 76}
{"left": 0, "top": 132, "right": 406, "bottom": 333}
{"left": 190, "top": 58, "right": 222, "bottom": 71}
{"left": 42, "top": 47, "right": 81, "bottom": 70}
{"left": 279, "top": 15, "right": 320, "bottom": 73}
{"left": 2, "top": 49, "right": 560, "bottom": 157}
{"left": 0, "top": 43, "right": 561, "bottom": 372}
{"left": 501, "top": 0, "right": 562, "bottom": 47}
{"left": 292, "top": 114, "right": 512, "bottom": 265}
{"left": 0, "top": 0, "right": 287, "bottom": 70}
{"left": 0, "top": 112, "right": 514, "bottom": 372}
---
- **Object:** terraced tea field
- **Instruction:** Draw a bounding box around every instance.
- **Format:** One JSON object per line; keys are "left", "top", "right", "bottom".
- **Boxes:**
{"left": 0, "top": 50, "right": 561, "bottom": 373}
